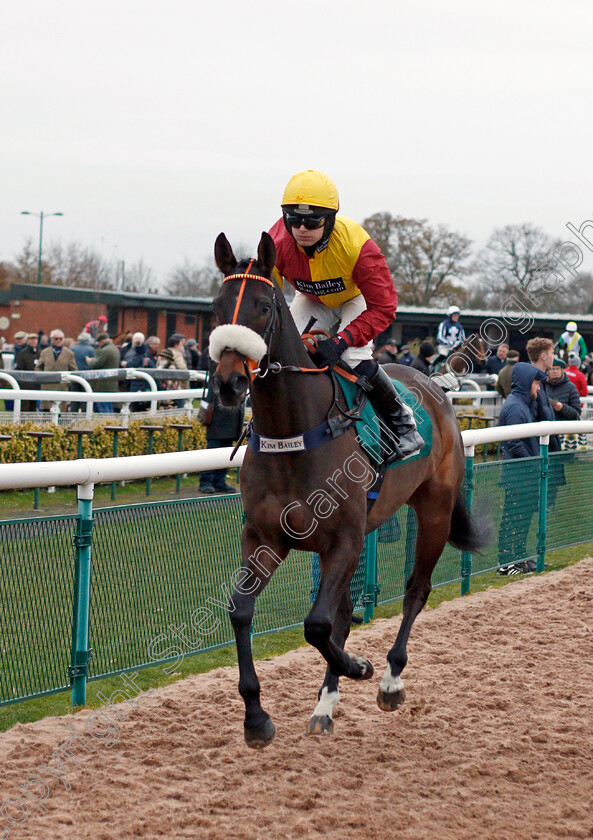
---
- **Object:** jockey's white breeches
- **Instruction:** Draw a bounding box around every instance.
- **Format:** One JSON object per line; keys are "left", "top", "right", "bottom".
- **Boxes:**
{"left": 290, "top": 291, "right": 374, "bottom": 365}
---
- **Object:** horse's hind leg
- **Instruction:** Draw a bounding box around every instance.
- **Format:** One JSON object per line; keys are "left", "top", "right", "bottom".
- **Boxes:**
{"left": 307, "top": 590, "right": 353, "bottom": 736}
{"left": 377, "top": 483, "right": 454, "bottom": 712}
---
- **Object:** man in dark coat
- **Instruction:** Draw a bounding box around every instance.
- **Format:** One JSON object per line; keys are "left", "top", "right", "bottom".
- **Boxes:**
{"left": 497, "top": 363, "right": 547, "bottom": 575}
{"left": 375, "top": 339, "right": 399, "bottom": 366}
{"left": 410, "top": 341, "right": 436, "bottom": 375}
{"left": 15, "top": 333, "right": 41, "bottom": 412}
{"left": 398, "top": 345, "right": 414, "bottom": 366}
{"left": 485, "top": 343, "right": 509, "bottom": 374}
{"left": 87, "top": 333, "right": 121, "bottom": 413}
{"left": 544, "top": 358, "right": 582, "bottom": 421}
{"left": 198, "top": 353, "right": 244, "bottom": 494}
{"left": 495, "top": 349, "right": 520, "bottom": 398}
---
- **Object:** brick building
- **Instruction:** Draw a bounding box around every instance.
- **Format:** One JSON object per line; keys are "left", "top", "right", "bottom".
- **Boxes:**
{"left": 1, "top": 282, "right": 590, "bottom": 358}
{"left": 0, "top": 283, "right": 214, "bottom": 348}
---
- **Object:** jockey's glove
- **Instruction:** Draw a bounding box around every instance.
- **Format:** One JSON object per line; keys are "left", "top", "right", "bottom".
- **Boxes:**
{"left": 313, "top": 335, "right": 349, "bottom": 369}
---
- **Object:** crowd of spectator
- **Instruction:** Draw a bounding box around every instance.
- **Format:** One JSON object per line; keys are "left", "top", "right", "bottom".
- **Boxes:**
{"left": 0, "top": 322, "right": 209, "bottom": 415}
{"left": 0, "top": 321, "right": 243, "bottom": 495}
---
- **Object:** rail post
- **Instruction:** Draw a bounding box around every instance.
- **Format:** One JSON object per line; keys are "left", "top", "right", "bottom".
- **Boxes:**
{"left": 70, "top": 483, "right": 94, "bottom": 707}
{"left": 363, "top": 530, "right": 379, "bottom": 623}
{"left": 66, "top": 427, "right": 93, "bottom": 460}
{"left": 27, "top": 430, "right": 54, "bottom": 510}
{"left": 460, "top": 444, "right": 475, "bottom": 595}
{"left": 104, "top": 426, "right": 129, "bottom": 500}
{"left": 536, "top": 435, "right": 549, "bottom": 574}
{"left": 140, "top": 425, "right": 163, "bottom": 495}
{"left": 170, "top": 423, "right": 192, "bottom": 492}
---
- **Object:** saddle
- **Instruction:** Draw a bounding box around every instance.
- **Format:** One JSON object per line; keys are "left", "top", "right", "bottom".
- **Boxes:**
{"left": 336, "top": 374, "right": 433, "bottom": 470}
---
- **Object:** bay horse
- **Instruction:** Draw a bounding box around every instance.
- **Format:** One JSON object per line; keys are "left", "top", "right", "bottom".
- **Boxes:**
{"left": 433, "top": 333, "right": 488, "bottom": 378}
{"left": 210, "top": 232, "right": 485, "bottom": 748}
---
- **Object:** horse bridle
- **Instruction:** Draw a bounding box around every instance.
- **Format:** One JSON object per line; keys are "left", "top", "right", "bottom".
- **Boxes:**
{"left": 221, "top": 263, "right": 328, "bottom": 379}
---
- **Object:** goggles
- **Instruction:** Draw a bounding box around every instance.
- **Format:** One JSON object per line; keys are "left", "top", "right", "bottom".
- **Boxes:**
{"left": 283, "top": 210, "right": 326, "bottom": 230}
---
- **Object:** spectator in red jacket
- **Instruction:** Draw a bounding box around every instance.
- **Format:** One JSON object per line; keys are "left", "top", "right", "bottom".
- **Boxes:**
{"left": 565, "top": 351, "right": 588, "bottom": 397}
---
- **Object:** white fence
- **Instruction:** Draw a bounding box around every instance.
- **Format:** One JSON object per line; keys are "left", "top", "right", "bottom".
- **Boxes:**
{"left": 0, "top": 368, "right": 207, "bottom": 425}
{"left": 0, "top": 420, "right": 592, "bottom": 498}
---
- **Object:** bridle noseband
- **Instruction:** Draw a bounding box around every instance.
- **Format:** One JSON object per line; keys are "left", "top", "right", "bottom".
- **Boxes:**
{"left": 219, "top": 262, "right": 282, "bottom": 380}
{"left": 220, "top": 263, "right": 327, "bottom": 380}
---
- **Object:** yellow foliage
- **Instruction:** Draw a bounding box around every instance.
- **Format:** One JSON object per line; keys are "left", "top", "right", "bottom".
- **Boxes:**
{"left": 0, "top": 417, "right": 208, "bottom": 464}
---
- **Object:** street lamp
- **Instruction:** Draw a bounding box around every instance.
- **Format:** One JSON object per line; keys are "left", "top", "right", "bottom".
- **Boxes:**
{"left": 20, "top": 211, "right": 63, "bottom": 285}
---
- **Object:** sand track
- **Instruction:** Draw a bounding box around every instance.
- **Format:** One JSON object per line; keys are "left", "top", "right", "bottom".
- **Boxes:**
{"left": 2, "top": 559, "right": 592, "bottom": 840}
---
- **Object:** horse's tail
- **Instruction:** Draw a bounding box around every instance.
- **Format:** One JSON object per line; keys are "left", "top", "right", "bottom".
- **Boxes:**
{"left": 447, "top": 489, "right": 491, "bottom": 553}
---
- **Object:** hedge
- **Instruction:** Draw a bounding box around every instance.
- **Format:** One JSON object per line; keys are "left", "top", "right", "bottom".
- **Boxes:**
{"left": 0, "top": 417, "right": 208, "bottom": 464}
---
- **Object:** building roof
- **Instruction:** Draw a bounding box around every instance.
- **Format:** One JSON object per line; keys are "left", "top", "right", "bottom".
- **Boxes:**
{"left": 0, "top": 282, "right": 215, "bottom": 312}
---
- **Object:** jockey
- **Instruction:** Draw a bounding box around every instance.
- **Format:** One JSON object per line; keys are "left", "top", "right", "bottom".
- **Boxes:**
{"left": 436, "top": 305, "right": 466, "bottom": 355}
{"left": 268, "top": 169, "right": 423, "bottom": 460}
{"left": 557, "top": 321, "right": 587, "bottom": 361}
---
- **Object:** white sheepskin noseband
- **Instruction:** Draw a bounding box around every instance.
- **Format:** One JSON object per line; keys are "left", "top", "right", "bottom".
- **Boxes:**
{"left": 209, "top": 324, "right": 268, "bottom": 364}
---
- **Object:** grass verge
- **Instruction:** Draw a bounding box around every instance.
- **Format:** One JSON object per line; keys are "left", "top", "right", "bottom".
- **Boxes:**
{"left": 1, "top": 539, "right": 589, "bottom": 734}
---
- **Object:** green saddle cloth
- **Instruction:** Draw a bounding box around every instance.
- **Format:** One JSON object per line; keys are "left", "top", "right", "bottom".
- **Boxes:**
{"left": 338, "top": 375, "right": 433, "bottom": 469}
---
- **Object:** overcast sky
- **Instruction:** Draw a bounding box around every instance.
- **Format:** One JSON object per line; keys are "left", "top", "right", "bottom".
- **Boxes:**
{"left": 4, "top": 0, "right": 593, "bottom": 287}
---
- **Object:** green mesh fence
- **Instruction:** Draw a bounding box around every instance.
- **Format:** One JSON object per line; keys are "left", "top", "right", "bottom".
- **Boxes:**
{"left": 471, "top": 456, "right": 542, "bottom": 572}
{"left": 89, "top": 497, "right": 245, "bottom": 678}
{"left": 0, "top": 516, "right": 79, "bottom": 705}
{"left": 2, "top": 449, "right": 593, "bottom": 707}
{"left": 545, "top": 450, "right": 593, "bottom": 550}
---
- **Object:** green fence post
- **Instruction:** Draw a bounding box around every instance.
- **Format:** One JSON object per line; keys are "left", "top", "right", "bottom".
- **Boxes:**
{"left": 70, "top": 483, "right": 94, "bottom": 707}
{"left": 104, "top": 426, "right": 129, "bottom": 501}
{"left": 460, "top": 445, "right": 475, "bottom": 595}
{"left": 170, "top": 423, "right": 192, "bottom": 493}
{"left": 363, "top": 530, "right": 378, "bottom": 623}
{"left": 140, "top": 425, "right": 163, "bottom": 496}
{"left": 536, "top": 435, "right": 549, "bottom": 574}
{"left": 27, "top": 430, "right": 54, "bottom": 510}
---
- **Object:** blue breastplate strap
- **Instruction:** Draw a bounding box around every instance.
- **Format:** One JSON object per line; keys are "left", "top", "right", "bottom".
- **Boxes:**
{"left": 247, "top": 414, "right": 353, "bottom": 454}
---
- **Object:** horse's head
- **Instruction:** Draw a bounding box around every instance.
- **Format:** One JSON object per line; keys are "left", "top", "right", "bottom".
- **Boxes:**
{"left": 447, "top": 333, "right": 488, "bottom": 376}
{"left": 210, "top": 232, "right": 278, "bottom": 406}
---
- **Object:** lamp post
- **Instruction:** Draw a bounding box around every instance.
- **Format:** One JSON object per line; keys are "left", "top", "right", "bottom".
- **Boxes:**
{"left": 20, "top": 211, "right": 63, "bottom": 285}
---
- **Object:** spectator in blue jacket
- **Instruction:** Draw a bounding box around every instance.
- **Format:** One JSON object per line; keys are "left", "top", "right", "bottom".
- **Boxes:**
{"left": 497, "top": 363, "right": 547, "bottom": 575}
{"left": 498, "top": 363, "right": 547, "bottom": 458}
{"left": 71, "top": 332, "right": 95, "bottom": 370}
{"left": 122, "top": 332, "right": 154, "bottom": 411}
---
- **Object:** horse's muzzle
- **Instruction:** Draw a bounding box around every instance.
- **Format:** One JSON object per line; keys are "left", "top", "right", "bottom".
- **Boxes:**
{"left": 212, "top": 370, "right": 249, "bottom": 406}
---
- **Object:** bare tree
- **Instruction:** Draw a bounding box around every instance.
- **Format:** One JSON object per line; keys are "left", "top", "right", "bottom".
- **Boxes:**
{"left": 116, "top": 259, "right": 155, "bottom": 293}
{"left": 10, "top": 240, "right": 152, "bottom": 292}
{"left": 475, "top": 224, "right": 560, "bottom": 305}
{"left": 362, "top": 213, "right": 473, "bottom": 306}
{"left": 165, "top": 258, "right": 220, "bottom": 297}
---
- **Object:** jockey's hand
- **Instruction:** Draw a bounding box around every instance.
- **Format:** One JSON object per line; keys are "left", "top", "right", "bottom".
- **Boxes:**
{"left": 313, "top": 336, "right": 349, "bottom": 369}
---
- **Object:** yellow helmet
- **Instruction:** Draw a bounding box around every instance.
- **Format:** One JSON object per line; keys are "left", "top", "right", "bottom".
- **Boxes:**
{"left": 281, "top": 170, "right": 339, "bottom": 212}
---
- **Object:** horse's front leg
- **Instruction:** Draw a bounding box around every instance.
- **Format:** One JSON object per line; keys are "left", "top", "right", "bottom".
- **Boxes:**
{"left": 304, "top": 544, "right": 374, "bottom": 689}
{"left": 307, "top": 589, "right": 354, "bottom": 736}
{"left": 230, "top": 526, "right": 288, "bottom": 748}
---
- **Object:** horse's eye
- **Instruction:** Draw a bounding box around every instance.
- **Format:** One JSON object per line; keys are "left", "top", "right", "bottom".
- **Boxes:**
{"left": 260, "top": 303, "right": 271, "bottom": 316}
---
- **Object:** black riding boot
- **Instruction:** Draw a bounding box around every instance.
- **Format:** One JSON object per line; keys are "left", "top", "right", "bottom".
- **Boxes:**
{"left": 356, "top": 362, "right": 424, "bottom": 462}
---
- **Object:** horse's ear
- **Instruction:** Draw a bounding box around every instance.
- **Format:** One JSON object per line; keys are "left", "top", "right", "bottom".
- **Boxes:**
{"left": 257, "top": 232, "right": 277, "bottom": 277}
{"left": 214, "top": 233, "right": 238, "bottom": 275}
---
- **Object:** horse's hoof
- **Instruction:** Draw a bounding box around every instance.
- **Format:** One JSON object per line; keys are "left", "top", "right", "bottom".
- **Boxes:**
{"left": 377, "top": 687, "right": 406, "bottom": 712}
{"left": 350, "top": 654, "right": 374, "bottom": 680}
{"left": 307, "top": 714, "right": 334, "bottom": 736}
{"left": 244, "top": 716, "right": 276, "bottom": 749}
